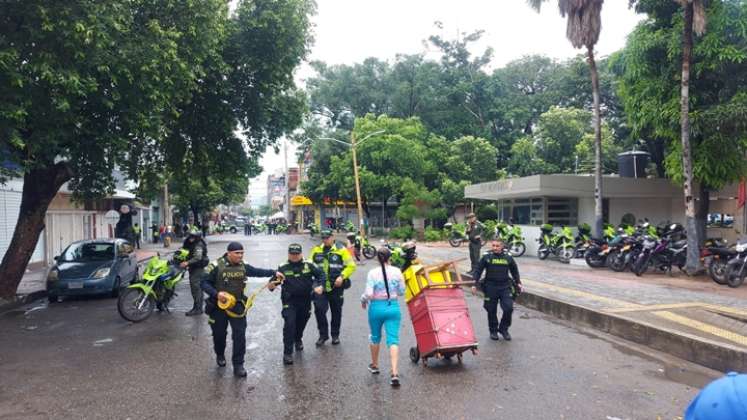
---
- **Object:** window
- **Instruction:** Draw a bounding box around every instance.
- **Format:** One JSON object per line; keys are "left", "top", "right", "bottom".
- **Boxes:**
{"left": 61, "top": 243, "right": 115, "bottom": 262}
{"left": 707, "top": 213, "right": 734, "bottom": 228}
{"left": 546, "top": 198, "right": 578, "bottom": 226}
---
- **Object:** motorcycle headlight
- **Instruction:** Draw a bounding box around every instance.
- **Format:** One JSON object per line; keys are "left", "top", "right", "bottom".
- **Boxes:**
{"left": 47, "top": 268, "right": 59, "bottom": 282}
{"left": 737, "top": 244, "right": 747, "bottom": 253}
{"left": 91, "top": 267, "right": 111, "bottom": 279}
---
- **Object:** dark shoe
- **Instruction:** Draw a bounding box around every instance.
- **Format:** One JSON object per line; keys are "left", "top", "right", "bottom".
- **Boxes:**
{"left": 499, "top": 330, "right": 512, "bottom": 341}
{"left": 295, "top": 341, "right": 304, "bottom": 351}
{"left": 185, "top": 308, "right": 203, "bottom": 316}
{"left": 283, "top": 355, "right": 294, "bottom": 365}
{"left": 390, "top": 374, "right": 401, "bottom": 387}
{"left": 216, "top": 355, "right": 226, "bottom": 367}
{"left": 490, "top": 332, "right": 500, "bottom": 341}
{"left": 315, "top": 337, "right": 328, "bottom": 347}
{"left": 368, "top": 364, "right": 380, "bottom": 375}
{"left": 331, "top": 337, "right": 340, "bottom": 345}
{"left": 234, "top": 365, "right": 247, "bottom": 378}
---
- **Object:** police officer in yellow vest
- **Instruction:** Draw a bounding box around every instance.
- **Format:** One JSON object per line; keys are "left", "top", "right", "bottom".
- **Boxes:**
{"left": 309, "top": 229, "right": 356, "bottom": 346}
{"left": 201, "top": 241, "right": 285, "bottom": 378}
{"left": 471, "top": 239, "right": 522, "bottom": 341}
{"left": 268, "top": 243, "right": 325, "bottom": 365}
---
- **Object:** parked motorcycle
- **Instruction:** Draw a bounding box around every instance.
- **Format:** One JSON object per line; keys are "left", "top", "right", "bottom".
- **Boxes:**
{"left": 537, "top": 224, "right": 575, "bottom": 264}
{"left": 445, "top": 223, "right": 468, "bottom": 248}
{"left": 724, "top": 240, "right": 747, "bottom": 288}
{"left": 583, "top": 224, "right": 618, "bottom": 268}
{"left": 117, "top": 250, "right": 188, "bottom": 322}
{"left": 307, "top": 222, "right": 320, "bottom": 237}
{"left": 631, "top": 224, "right": 687, "bottom": 277}
{"left": 699, "top": 238, "right": 733, "bottom": 285}
{"left": 496, "top": 222, "right": 527, "bottom": 257}
{"left": 573, "top": 223, "right": 593, "bottom": 258}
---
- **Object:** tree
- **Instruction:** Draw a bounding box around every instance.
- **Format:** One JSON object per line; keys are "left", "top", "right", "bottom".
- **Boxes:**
{"left": 528, "top": 0, "right": 606, "bottom": 238}
{"left": 0, "top": 0, "right": 315, "bottom": 298}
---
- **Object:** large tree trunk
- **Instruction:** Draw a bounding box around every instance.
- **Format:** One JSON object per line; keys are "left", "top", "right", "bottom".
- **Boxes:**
{"left": 588, "top": 46, "right": 604, "bottom": 238}
{"left": 0, "top": 163, "right": 73, "bottom": 299}
{"left": 680, "top": 2, "right": 700, "bottom": 274}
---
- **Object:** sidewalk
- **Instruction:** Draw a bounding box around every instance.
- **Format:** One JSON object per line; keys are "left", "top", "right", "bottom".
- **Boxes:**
{"left": 418, "top": 243, "right": 747, "bottom": 372}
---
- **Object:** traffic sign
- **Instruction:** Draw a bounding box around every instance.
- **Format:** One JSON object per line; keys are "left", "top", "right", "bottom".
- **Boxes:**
{"left": 104, "top": 210, "right": 120, "bottom": 225}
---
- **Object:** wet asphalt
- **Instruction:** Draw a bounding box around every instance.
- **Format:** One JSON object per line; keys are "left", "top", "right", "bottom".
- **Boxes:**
{"left": 0, "top": 234, "right": 716, "bottom": 420}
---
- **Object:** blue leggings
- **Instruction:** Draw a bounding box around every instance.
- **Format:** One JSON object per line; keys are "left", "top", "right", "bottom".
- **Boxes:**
{"left": 368, "top": 300, "right": 402, "bottom": 347}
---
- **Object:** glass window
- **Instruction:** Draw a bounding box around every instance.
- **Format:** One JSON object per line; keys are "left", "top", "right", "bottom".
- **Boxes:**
{"left": 546, "top": 198, "right": 578, "bottom": 226}
{"left": 61, "top": 242, "right": 115, "bottom": 262}
{"left": 707, "top": 213, "right": 734, "bottom": 228}
{"left": 512, "top": 205, "right": 531, "bottom": 225}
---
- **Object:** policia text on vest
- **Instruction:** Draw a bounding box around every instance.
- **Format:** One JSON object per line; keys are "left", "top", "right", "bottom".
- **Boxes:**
{"left": 200, "top": 242, "right": 285, "bottom": 377}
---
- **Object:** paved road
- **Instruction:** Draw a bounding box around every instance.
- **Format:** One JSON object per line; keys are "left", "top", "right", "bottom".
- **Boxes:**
{"left": 0, "top": 234, "right": 715, "bottom": 419}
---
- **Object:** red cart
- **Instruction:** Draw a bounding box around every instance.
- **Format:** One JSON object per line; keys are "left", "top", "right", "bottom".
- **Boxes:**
{"left": 405, "top": 262, "right": 478, "bottom": 366}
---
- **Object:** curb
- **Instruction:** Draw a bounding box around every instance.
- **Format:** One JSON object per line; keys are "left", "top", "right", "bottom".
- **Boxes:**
{"left": 454, "top": 271, "right": 747, "bottom": 373}
{"left": 0, "top": 290, "right": 48, "bottom": 313}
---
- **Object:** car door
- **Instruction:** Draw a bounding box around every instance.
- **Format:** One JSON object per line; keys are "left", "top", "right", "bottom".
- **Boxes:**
{"left": 116, "top": 240, "right": 137, "bottom": 282}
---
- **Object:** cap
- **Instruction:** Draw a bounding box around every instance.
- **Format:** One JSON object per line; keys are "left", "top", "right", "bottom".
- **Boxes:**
{"left": 685, "top": 372, "right": 747, "bottom": 420}
{"left": 288, "top": 243, "right": 303, "bottom": 254}
{"left": 227, "top": 242, "right": 244, "bottom": 252}
{"left": 320, "top": 229, "right": 333, "bottom": 238}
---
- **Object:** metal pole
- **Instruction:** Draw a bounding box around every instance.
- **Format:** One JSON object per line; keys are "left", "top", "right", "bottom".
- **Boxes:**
{"left": 351, "top": 134, "right": 365, "bottom": 239}
{"left": 284, "top": 139, "right": 289, "bottom": 220}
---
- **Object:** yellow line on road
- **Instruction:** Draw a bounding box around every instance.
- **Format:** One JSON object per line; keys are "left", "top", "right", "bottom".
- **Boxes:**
{"left": 606, "top": 303, "right": 704, "bottom": 313}
{"left": 523, "top": 279, "right": 643, "bottom": 310}
{"left": 652, "top": 310, "right": 747, "bottom": 347}
{"left": 701, "top": 304, "right": 747, "bottom": 318}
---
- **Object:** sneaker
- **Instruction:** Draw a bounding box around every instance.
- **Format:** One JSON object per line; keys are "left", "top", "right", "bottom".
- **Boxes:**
{"left": 234, "top": 365, "right": 247, "bottom": 378}
{"left": 295, "top": 341, "right": 304, "bottom": 351}
{"left": 489, "top": 332, "right": 500, "bottom": 341}
{"left": 499, "top": 330, "right": 512, "bottom": 341}
{"left": 283, "top": 354, "right": 294, "bottom": 365}
{"left": 216, "top": 355, "right": 226, "bottom": 367}
{"left": 331, "top": 337, "right": 340, "bottom": 345}
{"left": 315, "top": 337, "right": 328, "bottom": 347}
{"left": 368, "top": 364, "right": 380, "bottom": 374}
{"left": 390, "top": 374, "right": 400, "bottom": 387}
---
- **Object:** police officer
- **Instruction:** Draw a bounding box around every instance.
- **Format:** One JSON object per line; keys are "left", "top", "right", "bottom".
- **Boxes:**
{"left": 132, "top": 223, "right": 142, "bottom": 249}
{"left": 466, "top": 213, "right": 485, "bottom": 275}
{"left": 201, "top": 242, "right": 285, "bottom": 377}
{"left": 181, "top": 229, "right": 209, "bottom": 316}
{"left": 268, "top": 243, "right": 325, "bottom": 365}
{"left": 309, "top": 229, "right": 356, "bottom": 346}
{"left": 471, "top": 239, "right": 522, "bottom": 341}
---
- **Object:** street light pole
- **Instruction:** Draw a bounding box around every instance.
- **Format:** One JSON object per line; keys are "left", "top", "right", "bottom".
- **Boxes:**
{"left": 350, "top": 133, "right": 365, "bottom": 238}
{"left": 283, "top": 139, "right": 289, "bottom": 221}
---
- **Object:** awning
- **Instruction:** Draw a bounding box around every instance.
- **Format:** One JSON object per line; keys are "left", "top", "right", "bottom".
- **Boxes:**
{"left": 291, "top": 195, "right": 313, "bottom": 206}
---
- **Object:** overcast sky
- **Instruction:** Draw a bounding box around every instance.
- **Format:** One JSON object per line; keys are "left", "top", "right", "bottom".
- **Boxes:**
{"left": 248, "top": 0, "right": 644, "bottom": 200}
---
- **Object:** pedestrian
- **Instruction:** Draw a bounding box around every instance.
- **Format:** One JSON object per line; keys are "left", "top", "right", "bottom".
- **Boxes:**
{"left": 346, "top": 232, "right": 361, "bottom": 264}
{"left": 309, "top": 229, "right": 356, "bottom": 346}
{"left": 151, "top": 223, "right": 159, "bottom": 244}
{"left": 685, "top": 371, "right": 747, "bottom": 419}
{"left": 268, "top": 243, "right": 325, "bottom": 365}
{"left": 132, "top": 223, "right": 142, "bottom": 249}
{"left": 201, "top": 242, "right": 285, "bottom": 378}
{"left": 244, "top": 220, "right": 251, "bottom": 236}
{"left": 174, "top": 222, "right": 181, "bottom": 238}
{"left": 466, "top": 213, "right": 484, "bottom": 274}
{"left": 361, "top": 246, "right": 405, "bottom": 387}
{"left": 181, "top": 229, "right": 210, "bottom": 316}
{"left": 471, "top": 239, "right": 522, "bottom": 341}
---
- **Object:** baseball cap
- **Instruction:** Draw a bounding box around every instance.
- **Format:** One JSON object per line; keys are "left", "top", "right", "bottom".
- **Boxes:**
{"left": 320, "top": 229, "right": 333, "bottom": 238}
{"left": 227, "top": 242, "right": 243, "bottom": 252}
{"left": 288, "top": 243, "right": 303, "bottom": 254}
{"left": 685, "top": 372, "right": 747, "bottom": 420}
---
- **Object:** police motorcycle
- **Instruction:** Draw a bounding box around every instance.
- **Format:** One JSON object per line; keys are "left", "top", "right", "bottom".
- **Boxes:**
{"left": 307, "top": 222, "right": 320, "bottom": 238}
{"left": 724, "top": 239, "right": 747, "bottom": 288}
{"left": 117, "top": 249, "right": 188, "bottom": 322}
{"left": 495, "top": 221, "right": 527, "bottom": 257}
{"left": 444, "top": 222, "right": 468, "bottom": 247}
{"left": 537, "top": 224, "right": 575, "bottom": 264}
{"left": 583, "top": 223, "right": 618, "bottom": 268}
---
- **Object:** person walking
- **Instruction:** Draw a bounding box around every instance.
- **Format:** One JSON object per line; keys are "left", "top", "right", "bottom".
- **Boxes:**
{"left": 151, "top": 223, "right": 159, "bottom": 244}
{"left": 132, "top": 223, "right": 142, "bottom": 249}
{"left": 466, "top": 213, "right": 484, "bottom": 275}
{"left": 471, "top": 239, "right": 522, "bottom": 341}
{"left": 201, "top": 242, "right": 285, "bottom": 378}
{"left": 181, "top": 229, "right": 209, "bottom": 316}
{"left": 268, "top": 243, "right": 325, "bottom": 365}
{"left": 361, "top": 247, "right": 405, "bottom": 387}
{"left": 309, "top": 229, "right": 356, "bottom": 346}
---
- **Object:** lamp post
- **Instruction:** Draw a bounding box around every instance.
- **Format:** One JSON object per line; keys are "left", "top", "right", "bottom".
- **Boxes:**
{"left": 316, "top": 130, "right": 385, "bottom": 239}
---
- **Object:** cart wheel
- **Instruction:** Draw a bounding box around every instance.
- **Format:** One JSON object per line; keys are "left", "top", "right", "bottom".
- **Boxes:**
{"left": 444, "top": 354, "right": 453, "bottom": 361}
{"left": 457, "top": 353, "right": 463, "bottom": 364}
{"left": 409, "top": 347, "right": 420, "bottom": 364}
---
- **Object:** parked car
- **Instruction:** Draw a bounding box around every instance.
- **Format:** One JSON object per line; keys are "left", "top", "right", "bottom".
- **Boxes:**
{"left": 46, "top": 239, "right": 139, "bottom": 302}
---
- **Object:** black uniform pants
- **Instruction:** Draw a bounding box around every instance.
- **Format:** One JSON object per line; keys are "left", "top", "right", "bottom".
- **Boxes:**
{"left": 314, "top": 291, "right": 344, "bottom": 339}
{"left": 483, "top": 286, "right": 513, "bottom": 334}
{"left": 282, "top": 299, "right": 312, "bottom": 354}
{"left": 209, "top": 309, "right": 247, "bottom": 365}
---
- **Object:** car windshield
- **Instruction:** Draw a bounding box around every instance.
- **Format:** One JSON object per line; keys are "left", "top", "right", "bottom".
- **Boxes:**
{"left": 60, "top": 243, "right": 115, "bottom": 262}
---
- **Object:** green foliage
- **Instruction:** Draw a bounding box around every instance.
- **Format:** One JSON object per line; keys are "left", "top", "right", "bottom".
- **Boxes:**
{"left": 258, "top": 205, "right": 273, "bottom": 217}
{"left": 424, "top": 226, "right": 444, "bottom": 242}
{"left": 477, "top": 205, "right": 499, "bottom": 221}
{"left": 389, "top": 226, "right": 414, "bottom": 240}
{"left": 481, "top": 220, "right": 498, "bottom": 241}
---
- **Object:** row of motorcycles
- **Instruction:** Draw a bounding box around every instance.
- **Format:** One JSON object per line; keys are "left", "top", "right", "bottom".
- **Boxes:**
{"left": 445, "top": 222, "right": 527, "bottom": 257}
{"left": 306, "top": 220, "right": 356, "bottom": 237}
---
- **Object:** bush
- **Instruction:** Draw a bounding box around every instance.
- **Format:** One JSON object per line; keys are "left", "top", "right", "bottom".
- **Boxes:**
{"left": 389, "top": 226, "right": 414, "bottom": 240}
{"left": 482, "top": 220, "right": 498, "bottom": 240}
{"left": 368, "top": 228, "right": 385, "bottom": 238}
{"left": 424, "top": 227, "right": 443, "bottom": 242}
{"left": 477, "top": 204, "right": 499, "bottom": 221}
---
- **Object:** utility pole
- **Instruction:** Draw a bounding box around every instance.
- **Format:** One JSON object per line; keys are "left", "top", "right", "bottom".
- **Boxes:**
{"left": 283, "top": 139, "right": 290, "bottom": 221}
{"left": 351, "top": 133, "right": 365, "bottom": 238}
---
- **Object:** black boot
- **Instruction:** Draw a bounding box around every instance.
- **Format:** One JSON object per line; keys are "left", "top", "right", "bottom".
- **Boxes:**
{"left": 295, "top": 341, "right": 304, "bottom": 351}
{"left": 499, "top": 330, "right": 512, "bottom": 341}
{"left": 185, "top": 307, "right": 203, "bottom": 316}
{"left": 234, "top": 365, "right": 247, "bottom": 378}
{"left": 283, "top": 354, "right": 294, "bottom": 365}
{"left": 489, "top": 332, "right": 500, "bottom": 341}
{"left": 331, "top": 336, "right": 340, "bottom": 345}
{"left": 315, "top": 337, "right": 327, "bottom": 347}
{"left": 216, "top": 355, "right": 226, "bottom": 367}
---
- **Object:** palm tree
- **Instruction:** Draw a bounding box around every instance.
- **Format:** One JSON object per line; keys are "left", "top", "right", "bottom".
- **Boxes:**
{"left": 677, "top": 0, "right": 707, "bottom": 273}
{"left": 527, "top": 0, "right": 605, "bottom": 238}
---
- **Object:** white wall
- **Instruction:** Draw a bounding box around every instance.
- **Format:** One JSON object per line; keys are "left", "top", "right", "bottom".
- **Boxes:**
{"left": 608, "top": 197, "right": 676, "bottom": 227}
{"left": 1, "top": 180, "right": 45, "bottom": 266}
{"left": 577, "top": 197, "right": 596, "bottom": 226}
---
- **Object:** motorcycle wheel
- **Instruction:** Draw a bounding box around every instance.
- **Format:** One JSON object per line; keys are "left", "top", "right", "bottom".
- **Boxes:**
{"left": 607, "top": 250, "right": 627, "bottom": 272}
{"left": 117, "top": 288, "right": 155, "bottom": 323}
{"left": 559, "top": 247, "right": 574, "bottom": 264}
{"left": 537, "top": 246, "right": 550, "bottom": 260}
{"left": 584, "top": 249, "right": 607, "bottom": 268}
{"left": 509, "top": 242, "right": 526, "bottom": 257}
{"left": 708, "top": 259, "right": 729, "bottom": 285}
{"left": 363, "top": 245, "right": 376, "bottom": 259}
{"left": 632, "top": 254, "right": 651, "bottom": 277}
{"left": 230, "top": 227, "right": 237, "bottom": 234}
{"left": 726, "top": 262, "right": 746, "bottom": 288}
{"left": 449, "top": 238, "right": 462, "bottom": 248}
